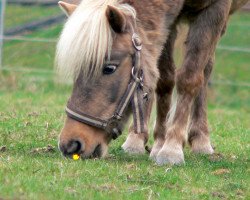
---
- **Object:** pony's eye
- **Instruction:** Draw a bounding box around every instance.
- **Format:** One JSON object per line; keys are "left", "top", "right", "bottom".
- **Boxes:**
{"left": 103, "top": 64, "right": 117, "bottom": 75}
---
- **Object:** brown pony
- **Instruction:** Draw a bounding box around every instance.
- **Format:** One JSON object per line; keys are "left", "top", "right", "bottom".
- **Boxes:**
{"left": 56, "top": 0, "right": 248, "bottom": 165}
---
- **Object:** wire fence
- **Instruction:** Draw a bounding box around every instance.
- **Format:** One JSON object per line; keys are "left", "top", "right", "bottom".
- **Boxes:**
{"left": 2, "top": 35, "right": 250, "bottom": 53}
{"left": 1, "top": 38, "right": 250, "bottom": 88}
{"left": 0, "top": 0, "right": 250, "bottom": 89}
{"left": 0, "top": 0, "right": 6, "bottom": 67}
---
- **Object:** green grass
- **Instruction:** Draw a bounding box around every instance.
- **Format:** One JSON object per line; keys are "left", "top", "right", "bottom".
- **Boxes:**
{"left": 4, "top": 5, "right": 61, "bottom": 30}
{"left": 0, "top": 10, "right": 250, "bottom": 200}
{"left": 220, "top": 13, "right": 250, "bottom": 48}
{"left": 3, "top": 24, "right": 63, "bottom": 70}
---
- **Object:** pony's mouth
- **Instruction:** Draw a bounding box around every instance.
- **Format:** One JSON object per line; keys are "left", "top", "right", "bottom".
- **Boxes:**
{"left": 92, "top": 144, "right": 102, "bottom": 158}
{"left": 79, "top": 144, "right": 103, "bottom": 159}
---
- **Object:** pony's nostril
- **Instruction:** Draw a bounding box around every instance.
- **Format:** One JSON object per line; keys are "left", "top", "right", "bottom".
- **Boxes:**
{"left": 67, "top": 140, "right": 82, "bottom": 154}
{"left": 61, "top": 140, "right": 83, "bottom": 155}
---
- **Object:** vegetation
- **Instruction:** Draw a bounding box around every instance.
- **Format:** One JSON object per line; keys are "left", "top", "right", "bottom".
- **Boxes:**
{"left": 5, "top": 4, "right": 61, "bottom": 30}
{"left": 0, "top": 7, "right": 249, "bottom": 200}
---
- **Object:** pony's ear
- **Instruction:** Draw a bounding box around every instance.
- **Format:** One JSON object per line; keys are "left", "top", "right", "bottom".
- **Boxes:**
{"left": 58, "top": 1, "right": 77, "bottom": 17}
{"left": 106, "top": 5, "right": 126, "bottom": 33}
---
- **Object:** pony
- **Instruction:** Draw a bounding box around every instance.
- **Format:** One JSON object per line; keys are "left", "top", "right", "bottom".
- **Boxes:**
{"left": 56, "top": 0, "right": 248, "bottom": 165}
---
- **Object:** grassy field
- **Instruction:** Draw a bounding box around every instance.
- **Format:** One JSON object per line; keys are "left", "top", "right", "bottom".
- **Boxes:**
{"left": 5, "top": 5, "right": 61, "bottom": 30}
{"left": 0, "top": 8, "right": 250, "bottom": 200}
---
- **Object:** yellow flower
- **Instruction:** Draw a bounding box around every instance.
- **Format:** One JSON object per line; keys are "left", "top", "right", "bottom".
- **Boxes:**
{"left": 72, "top": 154, "right": 80, "bottom": 160}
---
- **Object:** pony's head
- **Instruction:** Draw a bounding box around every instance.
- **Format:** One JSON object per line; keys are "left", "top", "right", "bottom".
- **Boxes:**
{"left": 56, "top": 0, "right": 146, "bottom": 159}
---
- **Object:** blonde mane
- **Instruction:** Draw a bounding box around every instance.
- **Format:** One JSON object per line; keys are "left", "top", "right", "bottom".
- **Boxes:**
{"left": 56, "top": 0, "right": 136, "bottom": 80}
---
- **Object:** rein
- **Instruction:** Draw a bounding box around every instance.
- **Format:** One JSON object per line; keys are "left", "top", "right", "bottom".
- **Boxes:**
{"left": 65, "top": 33, "right": 146, "bottom": 140}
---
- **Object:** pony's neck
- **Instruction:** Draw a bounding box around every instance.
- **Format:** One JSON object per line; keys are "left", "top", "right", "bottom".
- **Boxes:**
{"left": 123, "top": 0, "right": 172, "bottom": 49}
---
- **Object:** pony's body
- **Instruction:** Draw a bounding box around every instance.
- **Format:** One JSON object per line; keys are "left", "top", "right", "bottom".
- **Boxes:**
{"left": 56, "top": 0, "right": 248, "bottom": 164}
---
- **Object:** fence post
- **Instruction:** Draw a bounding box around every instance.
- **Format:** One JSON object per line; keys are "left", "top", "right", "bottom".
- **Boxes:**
{"left": 0, "top": 0, "right": 6, "bottom": 68}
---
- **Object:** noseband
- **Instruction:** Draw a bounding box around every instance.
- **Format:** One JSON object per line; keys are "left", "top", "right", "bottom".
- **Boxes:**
{"left": 65, "top": 33, "right": 146, "bottom": 139}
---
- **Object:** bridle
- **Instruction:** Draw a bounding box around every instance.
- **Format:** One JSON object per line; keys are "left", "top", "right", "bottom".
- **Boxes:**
{"left": 65, "top": 33, "right": 146, "bottom": 140}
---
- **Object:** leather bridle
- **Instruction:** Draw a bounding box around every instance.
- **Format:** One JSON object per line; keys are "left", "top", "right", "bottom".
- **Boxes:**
{"left": 65, "top": 33, "right": 146, "bottom": 140}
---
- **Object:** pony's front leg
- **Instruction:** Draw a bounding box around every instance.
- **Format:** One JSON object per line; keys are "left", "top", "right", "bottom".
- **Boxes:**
{"left": 150, "top": 26, "right": 177, "bottom": 160}
{"left": 122, "top": 94, "right": 154, "bottom": 154}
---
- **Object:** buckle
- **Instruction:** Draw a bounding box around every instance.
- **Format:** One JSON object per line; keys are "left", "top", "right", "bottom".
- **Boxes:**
{"left": 132, "top": 33, "right": 142, "bottom": 51}
{"left": 132, "top": 67, "right": 143, "bottom": 82}
{"left": 132, "top": 67, "right": 144, "bottom": 88}
{"left": 106, "top": 115, "right": 122, "bottom": 140}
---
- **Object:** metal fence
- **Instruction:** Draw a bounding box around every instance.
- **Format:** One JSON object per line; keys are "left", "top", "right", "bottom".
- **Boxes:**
{"left": 0, "top": 0, "right": 6, "bottom": 67}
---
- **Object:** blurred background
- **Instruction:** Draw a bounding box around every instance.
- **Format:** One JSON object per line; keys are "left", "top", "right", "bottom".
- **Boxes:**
{"left": 0, "top": 0, "right": 249, "bottom": 124}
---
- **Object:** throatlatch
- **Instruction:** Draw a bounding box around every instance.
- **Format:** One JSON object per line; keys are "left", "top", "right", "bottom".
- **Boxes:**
{"left": 65, "top": 33, "right": 146, "bottom": 139}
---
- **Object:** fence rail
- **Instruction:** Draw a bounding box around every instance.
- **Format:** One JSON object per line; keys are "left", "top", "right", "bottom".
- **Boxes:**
{"left": 2, "top": 35, "right": 250, "bottom": 54}
{"left": 7, "top": 0, "right": 81, "bottom": 5}
{"left": 1, "top": 36, "right": 57, "bottom": 42}
{"left": 5, "top": 14, "right": 65, "bottom": 36}
{"left": 0, "top": 0, "right": 6, "bottom": 68}
{"left": 2, "top": 66, "right": 250, "bottom": 88}
{"left": 7, "top": 0, "right": 58, "bottom": 6}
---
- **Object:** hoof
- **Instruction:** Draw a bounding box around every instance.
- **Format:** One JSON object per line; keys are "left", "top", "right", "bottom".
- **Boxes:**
{"left": 122, "top": 133, "right": 145, "bottom": 155}
{"left": 192, "top": 143, "right": 214, "bottom": 155}
{"left": 191, "top": 137, "right": 214, "bottom": 155}
{"left": 149, "top": 140, "right": 164, "bottom": 161}
{"left": 156, "top": 144, "right": 184, "bottom": 165}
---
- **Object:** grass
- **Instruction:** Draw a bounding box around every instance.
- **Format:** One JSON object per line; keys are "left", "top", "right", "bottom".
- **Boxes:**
{"left": 2, "top": 23, "right": 62, "bottom": 70}
{"left": 4, "top": 5, "right": 61, "bottom": 30}
{"left": 0, "top": 9, "right": 250, "bottom": 200}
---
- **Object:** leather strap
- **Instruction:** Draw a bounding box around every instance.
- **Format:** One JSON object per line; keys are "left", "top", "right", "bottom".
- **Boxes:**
{"left": 65, "top": 33, "right": 145, "bottom": 139}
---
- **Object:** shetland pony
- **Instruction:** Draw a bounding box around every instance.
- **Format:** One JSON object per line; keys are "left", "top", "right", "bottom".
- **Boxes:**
{"left": 56, "top": 0, "right": 248, "bottom": 165}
